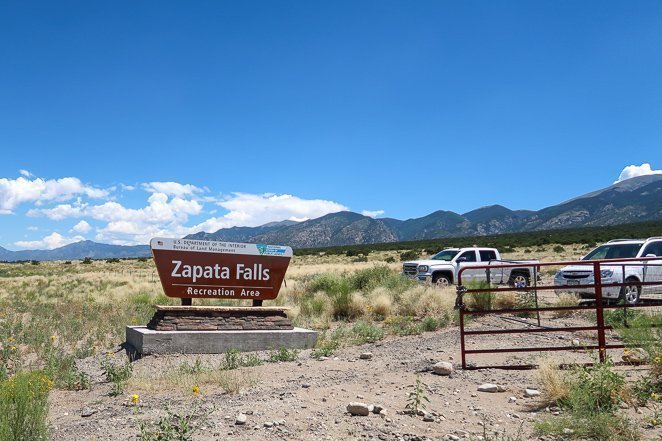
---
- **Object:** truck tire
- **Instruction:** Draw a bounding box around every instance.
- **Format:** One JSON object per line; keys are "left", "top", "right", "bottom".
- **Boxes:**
{"left": 508, "top": 272, "right": 530, "bottom": 289}
{"left": 432, "top": 274, "right": 451, "bottom": 288}
{"left": 619, "top": 277, "right": 641, "bottom": 305}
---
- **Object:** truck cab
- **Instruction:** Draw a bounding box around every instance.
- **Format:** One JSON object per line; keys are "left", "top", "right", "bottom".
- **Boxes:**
{"left": 403, "top": 247, "right": 536, "bottom": 288}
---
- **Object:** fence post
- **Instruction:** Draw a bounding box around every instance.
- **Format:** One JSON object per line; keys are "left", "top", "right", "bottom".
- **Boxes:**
{"left": 460, "top": 309, "right": 467, "bottom": 369}
{"left": 594, "top": 261, "right": 606, "bottom": 363}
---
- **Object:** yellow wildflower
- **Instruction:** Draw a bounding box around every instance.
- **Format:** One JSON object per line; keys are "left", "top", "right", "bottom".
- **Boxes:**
{"left": 10, "top": 346, "right": 16, "bottom": 351}
{"left": 192, "top": 385, "right": 200, "bottom": 395}
{"left": 7, "top": 337, "right": 14, "bottom": 343}
{"left": 50, "top": 335, "right": 56, "bottom": 343}
{"left": 130, "top": 394, "right": 139, "bottom": 404}
{"left": 651, "top": 392, "right": 659, "bottom": 400}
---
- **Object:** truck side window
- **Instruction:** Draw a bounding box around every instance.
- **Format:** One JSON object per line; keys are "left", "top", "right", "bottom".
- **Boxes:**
{"left": 458, "top": 251, "right": 477, "bottom": 262}
{"left": 479, "top": 250, "right": 497, "bottom": 261}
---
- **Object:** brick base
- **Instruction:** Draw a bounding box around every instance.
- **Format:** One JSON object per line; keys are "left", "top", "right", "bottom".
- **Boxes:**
{"left": 146, "top": 306, "right": 293, "bottom": 331}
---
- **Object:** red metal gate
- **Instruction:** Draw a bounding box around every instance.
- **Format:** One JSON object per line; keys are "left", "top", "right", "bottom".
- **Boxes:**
{"left": 456, "top": 257, "right": 662, "bottom": 369}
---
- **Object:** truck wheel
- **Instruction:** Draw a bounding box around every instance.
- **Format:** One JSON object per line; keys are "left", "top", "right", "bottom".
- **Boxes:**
{"left": 432, "top": 274, "right": 451, "bottom": 288}
{"left": 509, "top": 273, "right": 530, "bottom": 289}
{"left": 619, "top": 277, "right": 641, "bottom": 305}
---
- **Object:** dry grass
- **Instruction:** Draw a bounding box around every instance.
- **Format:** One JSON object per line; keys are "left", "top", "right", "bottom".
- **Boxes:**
{"left": 553, "top": 293, "right": 580, "bottom": 317}
{"left": 536, "top": 358, "right": 571, "bottom": 403}
{"left": 128, "top": 359, "right": 261, "bottom": 395}
{"left": 493, "top": 292, "right": 518, "bottom": 309}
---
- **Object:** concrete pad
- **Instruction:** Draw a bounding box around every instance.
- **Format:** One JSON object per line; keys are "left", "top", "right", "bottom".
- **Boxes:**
{"left": 126, "top": 326, "right": 317, "bottom": 355}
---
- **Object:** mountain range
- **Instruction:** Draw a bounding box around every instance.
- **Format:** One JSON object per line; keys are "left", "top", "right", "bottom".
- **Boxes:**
{"left": 188, "top": 174, "right": 662, "bottom": 247}
{"left": 2, "top": 174, "right": 662, "bottom": 261}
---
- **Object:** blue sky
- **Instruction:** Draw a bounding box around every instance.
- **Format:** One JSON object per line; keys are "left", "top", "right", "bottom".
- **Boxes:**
{"left": 1, "top": 1, "right": 661, "bottom": 249}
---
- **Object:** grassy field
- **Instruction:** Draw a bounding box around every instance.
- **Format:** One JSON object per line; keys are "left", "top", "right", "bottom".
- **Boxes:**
{"left": 0, "top": 243, "right": 587, "bottom": 380}
{"left": 1, "top": 243, "right": 661, "bottom": 440}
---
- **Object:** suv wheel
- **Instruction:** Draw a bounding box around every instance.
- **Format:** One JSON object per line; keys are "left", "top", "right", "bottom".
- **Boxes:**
{"left": 619, "top": 277, "right": 641, "bottom": 305}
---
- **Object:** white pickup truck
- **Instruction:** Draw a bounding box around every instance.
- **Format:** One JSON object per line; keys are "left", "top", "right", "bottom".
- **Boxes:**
{"left": 402, "top": 247, "right": 539, "bottom": 288}
{"left": 554, "top": 237, "right": 662, "bottom": 305}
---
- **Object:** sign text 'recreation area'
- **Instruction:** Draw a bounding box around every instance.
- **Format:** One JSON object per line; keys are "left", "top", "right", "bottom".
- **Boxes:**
{"left": 150, "top": 238, "right": 292, "bottom": 300}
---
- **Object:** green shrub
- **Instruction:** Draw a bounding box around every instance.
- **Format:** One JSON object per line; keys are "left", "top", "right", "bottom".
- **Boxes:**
{"left": 308, "top": 273, "right": 351, "bottom": 297}
{"left": 385, "top": 256, "right": 396, "bottom": 263}
{"left": 535, "top": 360, "right": 636, "bottom": 440}
{"left": 553, "top": 245, "right": 565, "bottom": 253}
{"left": 421, "top": 316, "right": 448, "bottom": 332}
{"left": 138, "top": 402, "right": 206, "bottom": 441}
{"left": 350, "top": 265, "right": 393, "bottom": 291}
{"left": 561, "top": 361, "right": 625, "bottom": 414}
{"left": 386, "top": 316, "right": 423, "bottom": 336}
{"left": 81, "top": 257, "right": 93, "bottom": 265}
{"left": 299, "top": 293, "right": 330, "bottom": 318}
{"left": 349, "top": 321, "right": 385, "bottom": 343}
{"left": 535, "top": 413, "right": 638, "bottom": 441}
{"left": 311, "top": 340, "right": 340, "bottom": 359}
{"left": 102, "top": 357, "right": 133, "bottom": 396}
{"left": 399, "top": 250, "right": 420, "bottom": 261}
{"left": 330, "top": 321, "right": 385, "bottom": 346}
{"left": 352, "top": 255, "right": 368, "bottom": 262}
{"left": 330, "top": 291, "right": 364, "bottom": 320}
{"left": 178, "top": 358, "right": 207, "bottom": 375}
{"left": 0, "top": 371, "right": 51, "bottom": 441}
{"left": 268, "top": 348, "right": 299, "bottom": 363}
{"left": 464, "top": 282, "right": 495, "bottom": 311}
{"left": 220, "top": 349, "right": 263, "bottom": 370}
{"left": 44, "top": 348, "right": 91, "bottom": 390}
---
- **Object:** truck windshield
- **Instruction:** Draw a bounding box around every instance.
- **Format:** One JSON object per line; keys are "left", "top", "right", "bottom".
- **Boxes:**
{"left": 583, "top": 244, "right": 643, "bottom": 260}
{"left": 431, "top": 250, "right": 459, "bottom": 261}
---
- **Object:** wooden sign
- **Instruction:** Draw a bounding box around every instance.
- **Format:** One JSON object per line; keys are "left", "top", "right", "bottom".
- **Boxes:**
{"left": 150, "top": 238, "right": 292, "bottom": 300}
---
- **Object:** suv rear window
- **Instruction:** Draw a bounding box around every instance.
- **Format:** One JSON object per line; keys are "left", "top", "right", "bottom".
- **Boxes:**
{"left": 583, "top": 243, "right": 643, "bottom": 260}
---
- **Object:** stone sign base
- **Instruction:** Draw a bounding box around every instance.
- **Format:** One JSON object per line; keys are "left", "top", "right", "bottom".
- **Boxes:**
{"left": 126, "top": 326, "right": 318, "bottom": 355}
{"left": 147, "top": 306, "right": 293, "bottom": 331}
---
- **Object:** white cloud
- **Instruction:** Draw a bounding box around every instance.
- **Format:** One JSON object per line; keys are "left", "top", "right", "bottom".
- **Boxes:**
{"left": 191, "top": 193, "right": 348, "bottom": 233}
{"left": 15, "top": 232, "right": 85, "bottom": 250}
{"left": 30, "top": 192, "right": 203, "bottom": 245}
{"left": 361, "top": 209, "right": 385, "bottom": 218}
{"left": 19, "top": 169, "right": 34, "bottom": 178}
{"left": 72, "top": 220, "right": 92, "bottom": 233}
{"left": 120, "top": 183, "right": 136, "bottom": 191}
{"left": 0, "top": 176, "right": 108, "bottom": 213}
{"left": 23, "top": 181, "right": 348, "bottom": 246}
{"left": 143, "top": 182, "right": 203, "bottom": 197}
{"left": 27, "top": 226, "right": 38, "bottom": 231}
{"left": 615, "top": 163, "right": 662, "bottom": 183}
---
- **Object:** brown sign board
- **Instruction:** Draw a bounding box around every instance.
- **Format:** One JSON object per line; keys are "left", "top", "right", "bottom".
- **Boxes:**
{"left": 150, "top": 238, "right": 292, "bottom": 301}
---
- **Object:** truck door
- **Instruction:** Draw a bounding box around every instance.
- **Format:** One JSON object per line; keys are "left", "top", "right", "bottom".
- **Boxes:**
{"left": 479, "top": 249, "right": 500, "bottom": 285}
{"left": 641, "top": 241, "right": 662, "bottom": 294}
{"left": 456, "top": 250, "right": 480, "bottom": 284}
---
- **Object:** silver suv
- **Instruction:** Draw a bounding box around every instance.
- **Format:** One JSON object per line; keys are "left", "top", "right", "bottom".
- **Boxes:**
{"left": 554, "top": 237, "right": 662, "bottom": 305}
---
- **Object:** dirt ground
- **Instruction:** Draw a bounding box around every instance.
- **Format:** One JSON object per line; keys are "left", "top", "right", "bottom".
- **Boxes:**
{"left": 48, "top": 314, "right": 661, "bottom": 441}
